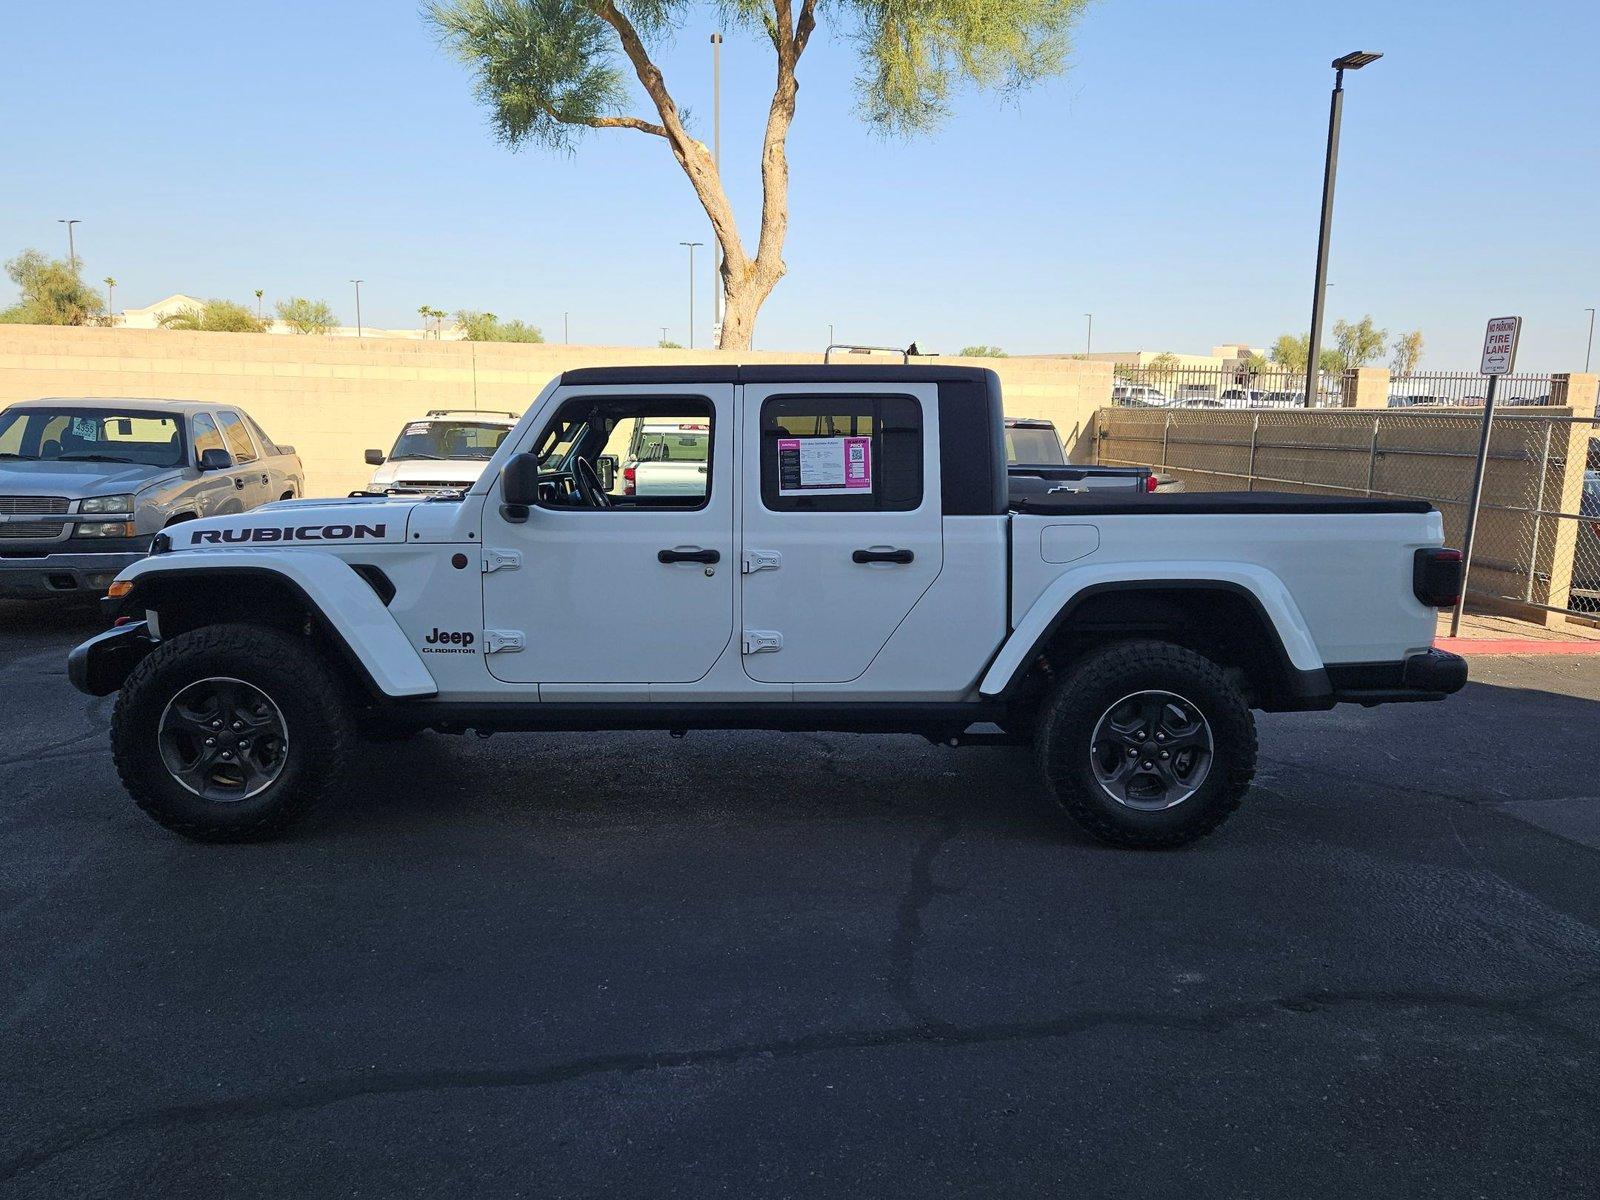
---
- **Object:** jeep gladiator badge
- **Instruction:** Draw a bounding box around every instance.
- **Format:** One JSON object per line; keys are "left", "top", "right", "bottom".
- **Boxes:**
{"left": 421, "top": 628, "right": 477, "bottom": 654}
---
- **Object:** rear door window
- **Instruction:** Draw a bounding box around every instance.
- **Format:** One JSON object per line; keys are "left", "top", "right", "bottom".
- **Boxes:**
{"left": 759, "top": 394, "right": 922, "bottom": 512}
{"left": 192, "top": 413, "right": 226, "bottom": 459}
{"left": 217, "top": 411, "right": 258, "bottom": 464}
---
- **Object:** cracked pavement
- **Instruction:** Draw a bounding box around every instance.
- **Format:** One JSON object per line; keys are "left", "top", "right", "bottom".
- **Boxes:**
{"left": 2, "top": 599, "right": 1598, "bottom": 1198}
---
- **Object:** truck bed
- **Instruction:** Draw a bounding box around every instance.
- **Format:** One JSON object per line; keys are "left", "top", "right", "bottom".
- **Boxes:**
{"left": 1011, "top": 490, "right": 1435, "bottom": 516}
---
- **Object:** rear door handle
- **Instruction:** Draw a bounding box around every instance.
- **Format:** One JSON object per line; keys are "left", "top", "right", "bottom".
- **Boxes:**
{"left": 658, "top": 547, "right": 721, "bottom": 564}
{"left": 852, "top": 548, "right": 914, "bottom": 564}
{"left": 233, "top": 477, "right": 246, "bottom": 490}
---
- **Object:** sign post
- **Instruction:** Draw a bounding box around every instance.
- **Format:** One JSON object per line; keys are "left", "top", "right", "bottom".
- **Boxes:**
{"left": 1450, "top": 316, "right": 1522, "bottom": 636}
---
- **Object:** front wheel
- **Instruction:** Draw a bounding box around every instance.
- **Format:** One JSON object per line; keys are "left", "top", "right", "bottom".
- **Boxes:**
{"left": 112, "top": 623, "right": 353, "bottom": 841}
{"left": 1035, "top": 640, "right": 1256, "bottom": 848}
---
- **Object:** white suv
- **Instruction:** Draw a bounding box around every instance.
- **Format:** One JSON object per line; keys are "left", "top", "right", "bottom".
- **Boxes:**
{"left": 363, "top": 410, "right": 519, "bottom": 495}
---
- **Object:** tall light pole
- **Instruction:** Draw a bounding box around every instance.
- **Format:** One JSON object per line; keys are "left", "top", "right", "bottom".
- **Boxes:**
{"left": 350, "top": 279, "right": 364, "bottom": 337}
{"left": 564, "top": 311, "right": 570, "bottom": 344}
{"left": 1586, "top": 308, "right": 1595, "bottom": 373}
{"left": 1084, "top": 313, "right": 1093, "bottom": 356}
{"left": 1304, "top": 50, "right": 1381, "bottom": 407}
{"left": 57, "top": 219, "right": 81, "bottom": 272}
{"left": 710, "top": 32, "right": 723, "bottom": 344}
{"left": 678, "top": 241, "right": 703, "bottom": 349}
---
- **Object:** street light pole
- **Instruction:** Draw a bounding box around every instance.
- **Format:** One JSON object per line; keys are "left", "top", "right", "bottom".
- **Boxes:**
{"left": 710, "top": 32, "right": 723, "bottom": 344}
{"left": 57, "top": 219, "right": 81, "bottom": 272}
{"left": 678, "top": 241, "right": 703, "bottom": 349}
{"left": 1304, "top": 50, "right": 1381, "bottom": 408}
{"left": 1586, "top": 308, "right": 1595, "bottom": 373}
{"left": 350, "top": 279, "right": 364, "bottom": 337}
{"left": 1084, "top": 313, "right": 1093, "bottom": 356}
{"left": 564, "top": 311, "right": 570, "bottom": 344}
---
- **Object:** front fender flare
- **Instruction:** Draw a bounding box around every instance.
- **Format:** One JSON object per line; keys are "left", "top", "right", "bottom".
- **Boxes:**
{"left": 114, "top": 551, "right": 437, "bottom": 698}
{"left": 979, "top": 563, "right": 1324, "bottom": 698}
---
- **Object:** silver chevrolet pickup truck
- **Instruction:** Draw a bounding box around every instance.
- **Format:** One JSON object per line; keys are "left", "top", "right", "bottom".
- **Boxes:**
{"left": 0, "top": 398, "right": 303, "bottom": 598}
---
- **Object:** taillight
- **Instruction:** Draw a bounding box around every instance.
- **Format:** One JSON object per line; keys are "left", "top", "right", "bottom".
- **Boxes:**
{"left": 1413, "top": 547, "right": 1463, "bottom": 607}
{"left": 623, "top": 466, "right": 636, "bottom": 496}
{"left": 1144, "top": 474, "right": 1159, "bottom": 493}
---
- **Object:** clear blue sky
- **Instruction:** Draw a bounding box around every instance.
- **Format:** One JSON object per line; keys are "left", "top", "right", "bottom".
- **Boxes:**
{"left": 2, "top": 0, "right": 1596, "bottom": 369}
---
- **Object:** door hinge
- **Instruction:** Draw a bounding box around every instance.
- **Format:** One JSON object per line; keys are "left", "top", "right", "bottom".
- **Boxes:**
{"left": 741, "top": 549, "right": 782, "bottom": 574}
{"left": 482, "top": 548, "right": 522, "bottom": 573}
{"left": 742, "top": 629, "right": 783, "bottom": 655}
{"left": 484, "top": 629, "right": 525, "bottom": 654}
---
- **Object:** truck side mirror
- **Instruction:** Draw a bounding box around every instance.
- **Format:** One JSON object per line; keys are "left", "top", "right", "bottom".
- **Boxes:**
{"left": 364, "top": 449, "right": 385, "bottom": 466}
{"left": 500, "top": 452, "right": 541, "bottom": 519}
{"left": 595, "top": 455, "right": 618, "bottom": 492}
{"left": 198, "top": 448, "right": 233, "bottom": 472}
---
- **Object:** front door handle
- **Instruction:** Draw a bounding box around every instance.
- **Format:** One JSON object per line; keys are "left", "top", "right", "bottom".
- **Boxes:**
{"left": 852, "top": 548, "right": 914, "bottom": 564}
{"left": 658, "top": 547, "right": 721, "bottom": 564}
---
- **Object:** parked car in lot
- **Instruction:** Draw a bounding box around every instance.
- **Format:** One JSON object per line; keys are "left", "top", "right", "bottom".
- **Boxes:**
{"left": 73, "top": 364, "right": 1466, "bottom": 849}
{"left": 1112, "top": 384, "right": 1171, "bottom": 407}
{"left": 619, "top": 418, "right": 711, "bottom": 496}
{"left": 364, "top": 410, "right": 519, "bottom": 494}
{"left": 1575, "top": 468, "right": 1600, "bottom": 602}
{"left": 0, "top": 398, "right": 301, "bottom": 598}
{"left": 1003, "top": 417, "right": 1181, "bottom": 498}
{"left": 1219, "top": 388, "right": 1269, "bottom": 406}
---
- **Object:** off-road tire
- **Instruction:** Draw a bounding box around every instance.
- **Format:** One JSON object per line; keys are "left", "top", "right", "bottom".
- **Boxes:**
{"left": 1035, "top": 640, "right": 1256, "bottom": 849}
{"left": 112, "top": 623, "right": 352, "bottom": 841}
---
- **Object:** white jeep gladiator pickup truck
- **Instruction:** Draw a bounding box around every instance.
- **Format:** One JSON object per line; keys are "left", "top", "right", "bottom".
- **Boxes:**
{"left": 69, "top": 365, "right": 1467, "bottom": 848}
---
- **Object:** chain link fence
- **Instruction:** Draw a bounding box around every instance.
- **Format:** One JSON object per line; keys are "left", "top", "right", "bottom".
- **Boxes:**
{"left": 1098, "top": 406, "right": 1600, "bottom": 617}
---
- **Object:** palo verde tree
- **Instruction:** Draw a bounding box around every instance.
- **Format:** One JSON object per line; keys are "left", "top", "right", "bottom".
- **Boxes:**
{"left": 275, "top": 297, "right": 339, "bottom": 334}
{"left": 0, "top": 249, "right": 104, "bottom": 326}
{"left": 426, "top": 0, "right": 1091, "bottom": 350}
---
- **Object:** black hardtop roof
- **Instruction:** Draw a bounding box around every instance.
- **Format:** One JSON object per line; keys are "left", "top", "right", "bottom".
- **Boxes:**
{"left": 560, "top": 364, "right": 1000, "bottom": 387}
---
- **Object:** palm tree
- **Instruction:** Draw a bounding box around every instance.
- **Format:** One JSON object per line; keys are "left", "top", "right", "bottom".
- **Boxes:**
{"left": 103, "top": 277, "right": 117, "bottom": 325}
{"left": 254, "top": 289, "right": 265, "bottom": 319}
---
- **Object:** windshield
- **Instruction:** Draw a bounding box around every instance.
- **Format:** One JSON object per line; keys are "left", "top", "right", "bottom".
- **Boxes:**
{"left": 634, "top": 427, "right": 710, "bottom": 463}
{"left": 389, "top": 420, "right": 510, "bottom": 461}
{"left": 0, "top": 407, "right": 186, "bottom": 467}
{"left": 1005, "top": 427, "right": 1065, "bottom": 465}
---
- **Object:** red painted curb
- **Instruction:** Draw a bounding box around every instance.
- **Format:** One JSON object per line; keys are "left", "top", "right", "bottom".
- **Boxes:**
{"left": 1434, "top": 637, "right": 1600, "bottom": 657}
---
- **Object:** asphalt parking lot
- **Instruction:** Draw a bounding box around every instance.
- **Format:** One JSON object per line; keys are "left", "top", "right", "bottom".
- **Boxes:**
{"left": 2, "top": 601, "right": 1597, "bottom": 1198}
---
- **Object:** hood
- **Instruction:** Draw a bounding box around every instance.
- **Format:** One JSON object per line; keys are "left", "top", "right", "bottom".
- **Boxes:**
{"left": 0, "top": 459, "right": 183, "bottom": 497}
{"left": 168, "top": 497, "right": 418, "bottom": 552}
{"left": 369, "top": 458, "right": 489, "bottom": 490}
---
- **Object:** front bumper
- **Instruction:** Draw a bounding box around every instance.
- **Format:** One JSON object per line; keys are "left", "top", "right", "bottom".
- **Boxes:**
{"left": 1327, "top": 649, "right": 1469, "bottom": 706}
{"left": 0, "top": 546, "right": 146, "bottom": 598}
{"left": 67, "top": 620, "right": 156, "bottom": 696}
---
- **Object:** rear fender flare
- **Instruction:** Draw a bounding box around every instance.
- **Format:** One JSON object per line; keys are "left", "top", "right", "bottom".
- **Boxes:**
{"left": 115, "top": 551, "right": 437, "bottom": 698}
{"left": 979, "top": 563, "right": 1323, "bottom": 698}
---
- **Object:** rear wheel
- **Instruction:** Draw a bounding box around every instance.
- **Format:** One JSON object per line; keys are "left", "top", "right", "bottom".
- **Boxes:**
{"left": 1035, "top": 640, "right": 1256, "bottom": 848}
{"left": 112, "top": 623, "right": 352, "bottom": 841}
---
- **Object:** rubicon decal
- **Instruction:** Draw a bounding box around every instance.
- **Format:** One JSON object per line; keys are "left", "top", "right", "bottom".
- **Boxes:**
{"left": 189, "top": 523, "right": 387, "bottom": 545}
{"left": 420, "top": 628, "right": 476, "bottom": 654}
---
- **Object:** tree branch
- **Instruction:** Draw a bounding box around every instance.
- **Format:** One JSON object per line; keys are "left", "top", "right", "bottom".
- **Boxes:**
{"left": 590, "top": 0, "right": 749, "bottom": 272}
{"left": 542, "top": 100, "right": 666, "bottom": 138}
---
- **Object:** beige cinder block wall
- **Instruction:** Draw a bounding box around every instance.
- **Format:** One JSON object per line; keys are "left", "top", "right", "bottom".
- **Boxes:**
{"left": 0, "top": 327, "right": 1113, "bottom": 496}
